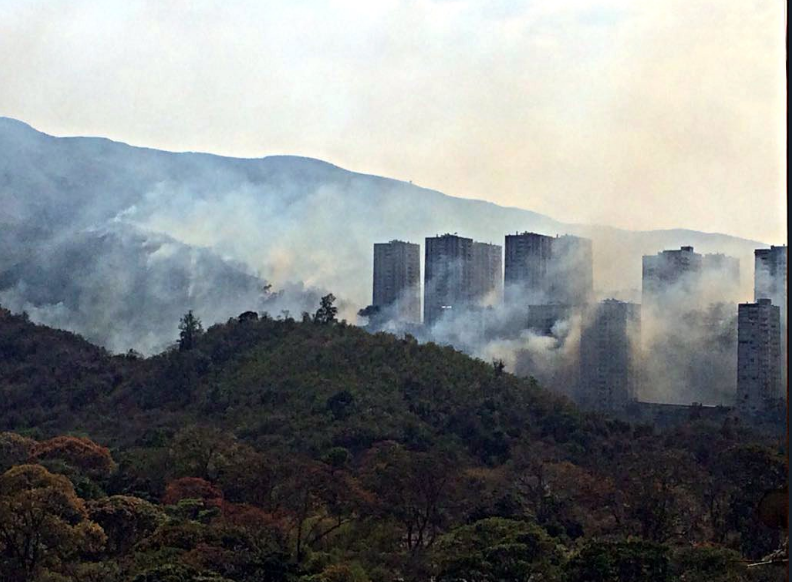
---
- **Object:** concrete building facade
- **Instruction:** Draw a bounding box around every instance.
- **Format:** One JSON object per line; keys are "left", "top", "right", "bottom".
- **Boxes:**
{"left": 553, "top": 235, "right": 594, "bottom": 303}
{"left": 424, "top": 234, "right": 503, "bottom": 325}
{"left": 579, "top": 299, "right": 641, "bottom": 412}
{"left": 471, "top": 242, "right": 503, "bottom": 306}
{"left": 526, "top": 304, "right": 576, "bottom": 336}
{"left": 504, "top": 232, "right": 593, "bottom": 306}
{"left": 424, "top": 234, "right": 474, "bottom": 326}
{"left": 372, "top": 240, "right": 421, "bottom": 323}
{"left": 504, "top": 232, "right": 553, "bottom": 305}
{"left": 642, "top": 246, "right": 703, "bottom": 303}
{"left": 755, "top": 246, "right": 787, "bottom": 301}
{"left": 754, "top": 245, "right": 787, "bottom": 390}
{"left": 736, "top": 299, "right": 781, "bottom": 414}
{"left": 755, "top": 245, "right": 787, "bottom": 322}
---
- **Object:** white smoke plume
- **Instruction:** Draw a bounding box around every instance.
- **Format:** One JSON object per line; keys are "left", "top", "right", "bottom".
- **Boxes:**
{"left": 361, "top": 252, "right": 747, "bottom": 408}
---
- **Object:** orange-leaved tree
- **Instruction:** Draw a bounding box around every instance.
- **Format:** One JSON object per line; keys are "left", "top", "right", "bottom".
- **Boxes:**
{"left": 0, "top": 464, "right": 106, "bottom": 581}
{"left": 31, "top": 435, "right": 116, "bottom": 479}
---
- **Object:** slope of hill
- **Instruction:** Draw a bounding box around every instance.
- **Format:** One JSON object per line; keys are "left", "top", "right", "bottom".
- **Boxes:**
{"left": 0, "top": 304, "right": 578, "bottom": 460}
{"left": 0, "top": 310, "right": 786, "bottom": 581}
{"left": 0, "top": 117, "right": 768, "bottom": 354}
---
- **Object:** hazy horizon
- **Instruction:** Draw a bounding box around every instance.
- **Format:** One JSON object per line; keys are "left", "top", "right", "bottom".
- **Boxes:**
{"left": 0, "top": 0, "right": 786, "bottom": 244}
{"left": 0, "top": 114, "right": 778, "bottom": 245}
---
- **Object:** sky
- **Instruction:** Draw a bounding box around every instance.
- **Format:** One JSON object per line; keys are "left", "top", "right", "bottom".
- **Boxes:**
{"left": 0, "top": 0, "right": 786, "bottom": 243}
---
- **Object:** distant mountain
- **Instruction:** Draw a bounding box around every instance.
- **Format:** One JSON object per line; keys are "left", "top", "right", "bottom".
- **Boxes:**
{"left": 0, "top": 117, "right": 767, "bottom": 352}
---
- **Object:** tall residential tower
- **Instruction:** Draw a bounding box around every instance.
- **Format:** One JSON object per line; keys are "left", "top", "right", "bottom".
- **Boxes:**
{"left": 642, "top": 246, "right": 703, "bottom": 303}
{"left": 424, "top": 234, "right": 502, "bottom": 325}
{"left": 424, "top": 234, "right": 474, "bottom": 326}
{"left": 504, "top": 232, "right": 592, "bottom": 306}
{"left": 755, "top": 245, "right": 787, "bottom": 321}
{"left": 372, "top": 240, "right": 421, "bottom": 323}
{"left": 754, "top": 245, "right": 787, "bottom": 389}
{"left": 471, "top": 242, "right": 503, "bottom": 305}
{"left": 736, "top": 299, "right": 782, "bottom": 414}
{"left": 579, "top": 300, "right": 641, "bottom": 412}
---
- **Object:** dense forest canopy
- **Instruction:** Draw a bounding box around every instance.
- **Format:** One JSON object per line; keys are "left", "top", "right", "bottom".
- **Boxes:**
{"left": 0, "top": 303, "right": 787, "bottom": 582}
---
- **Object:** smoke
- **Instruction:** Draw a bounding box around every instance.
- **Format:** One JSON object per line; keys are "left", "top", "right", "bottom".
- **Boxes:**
{"left": 638, "top": 263, "right": 742, "bottom": 405}
{"left": 0, "top": 119, "right": 768, "bottom": 376}
{"left": 0, "top": 222, "right": 327, "bottom": 354}
{"left": 362, "top": 252, "right": 746, "bottom": 407}
{"left": 0, "top": 1, "right": 783, "bottom": 244}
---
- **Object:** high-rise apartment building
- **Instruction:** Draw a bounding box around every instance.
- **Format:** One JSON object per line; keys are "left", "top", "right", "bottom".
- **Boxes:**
{"left": 526, "top": 304, "right": 576, "bottom": 336}
{"left": 471, "top": 242, "right": 503, "bottom": 305}
{"left": 504, "top": 232, "right": 593, "bottom": 305}
{"left": 754, "top": 245, "right": 787, "bottom": 389}
{"left": 579, "top": 300, "right": 641, "bottom": 411}
{"left": 755, "top": 246, "right": 787, "bottom": 318}
{"left": 642, "top": 246, "right": 703, "bottom": 303}
{"left": 372, "top": 240, "right": 421, "bottom": 323}
{"left": 736, "top": 299, "right": 781, "bottom": 414}
{"left": 424, "top": 234, "right": 474, "bottom": 326}
{"left": 424, "top": 234, "right": 502, "bottom": 325}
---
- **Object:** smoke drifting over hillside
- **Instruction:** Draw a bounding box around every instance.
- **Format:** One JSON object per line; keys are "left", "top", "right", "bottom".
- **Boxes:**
{"left": 367, "top": 256, "right": 745, "bottom": 407}
{"left": 0, "top": 222, "right": 329, "bottom": 354}
{"left": 0, "top": 118, "right": 769, "bottom": 406}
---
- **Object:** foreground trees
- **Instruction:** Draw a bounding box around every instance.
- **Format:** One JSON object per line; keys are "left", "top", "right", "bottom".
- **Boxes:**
{"left": 0, "top": 464, "right": 105, "bottom": 581}
{"left": 0, "top": 426, "right": 785, "bottom": 582}
{"left": 433, "top": 517, "right": 562, "bottom": 581}
{"left": 0, "top": 311, "right": 786, "bottom": 581}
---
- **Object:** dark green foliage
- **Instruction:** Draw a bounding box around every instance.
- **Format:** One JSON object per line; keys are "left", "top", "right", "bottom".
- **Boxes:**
{"left": 565, "top": 541, "right": 671, "bottom": 582}
{"left": 434, "top": 517, "right": 562, "bottom": 581}
{"left": 314, "top": 294, "right": 338, "bottom": 325}
{"left": 178, "top": 310, "right": 204, "bottom": 352}
{"left": 130, "top": 563, "right": 234, "bottom": 582}
{"left": 0, "top": 307, "right": 787, "bottom": 582}
{"left": 0, "top": 307, "right": 132, "bottom": 434}
{"left": 671, "top": 545, "right": 748, "bottom": 582}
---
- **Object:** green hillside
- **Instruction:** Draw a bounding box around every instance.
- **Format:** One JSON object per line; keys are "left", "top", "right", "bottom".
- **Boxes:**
{"left": 0, "top": 304, "right": 786, "bottom": 582}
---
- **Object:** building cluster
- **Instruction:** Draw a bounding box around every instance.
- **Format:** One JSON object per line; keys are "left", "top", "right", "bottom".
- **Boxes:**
{"left": 642, "top": 246, "right": 741, "bottom": 304}
{"left": 369, "top": 235, "right": 787, "bottom": 421}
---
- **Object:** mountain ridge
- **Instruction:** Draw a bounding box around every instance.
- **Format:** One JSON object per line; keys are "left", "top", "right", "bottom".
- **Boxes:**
{"left": 0, "top": 116, "right": 770, "bottom": 353}
{"left": 1, "top": 116, "right": 763, "bottom": 244}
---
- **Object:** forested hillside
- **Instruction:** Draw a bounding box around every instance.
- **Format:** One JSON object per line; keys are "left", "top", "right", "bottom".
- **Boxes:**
{"left": 0, "top": 304, "right": 787, "bottom": 582}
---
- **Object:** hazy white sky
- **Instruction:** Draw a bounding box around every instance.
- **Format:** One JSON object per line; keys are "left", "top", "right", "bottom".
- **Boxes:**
{"left": 0, "top": 0, "right": 786, "bottom": 242}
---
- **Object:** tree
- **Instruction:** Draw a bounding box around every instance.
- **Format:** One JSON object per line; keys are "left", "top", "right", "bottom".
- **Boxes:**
{"left": 433, "top": 517, "right": 561, "bottom": 582}
{"left": 617, "top": 449, "right": 705, "bottom": 543}
{"left": 282, "top": 459, "right": 372, "bottom": 562}
{"left": 565, "top": 540, "right": 671, "bottom": 582}
{"left": 129, "top": 563, "right": 234, "bottom": 582}
{"left": 179, "top": 310, "right": 204, "bottom": 351}
{"left": 162, "top": 477, "right": 223, "bottom": 506}
{"left": 0, "top": 432, "right": 36, "bottom": 473}
{"left": 87, "top": 495, "right": 164, "bottom": 556}
{"left": 170, "top": 426, "right": 241, "bottom": 482}
{"left": 710, "top": 445, "right": 788, "bottom": 559}
{"left": 314, "top": 294, "right": 338, "bottom": 325}
{"left": 361, "top": 443, "right": 463, "bottom": 556}
{"left": 670, "top": 545, "right": 748, "bottom": 582}
{"left": 216, "top": 447, "right": 279, "bottom": 512}
{"left": 0, "top": 464, "right": 106, "bottom": 581}
{"left": 32, "top": 435, "right": 116, "bottom": 480}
